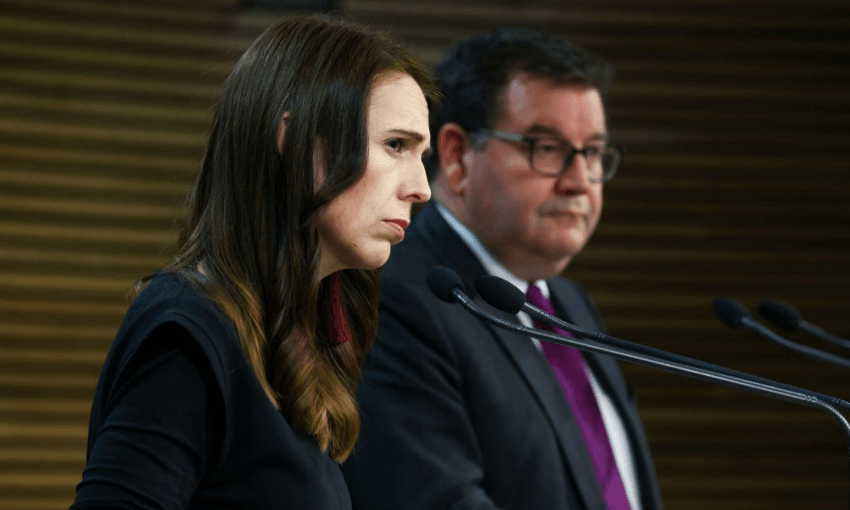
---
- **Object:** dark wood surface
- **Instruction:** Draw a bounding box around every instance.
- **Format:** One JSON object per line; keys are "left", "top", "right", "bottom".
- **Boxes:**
{"left": 1, "top": 0, "right": 848, "bottom": 508}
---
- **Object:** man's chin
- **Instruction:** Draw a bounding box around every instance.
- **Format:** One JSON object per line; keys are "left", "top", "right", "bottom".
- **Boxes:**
{"left": 519, "top": 244, "right": 581, "bottom": 277}
{"left": 536, "top": 234, "right": 588, "bottom": 260}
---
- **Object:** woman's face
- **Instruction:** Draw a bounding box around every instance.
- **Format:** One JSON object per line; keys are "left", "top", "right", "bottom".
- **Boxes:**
{"left": 316, "top": 72, "right": 432, "bottom": 278}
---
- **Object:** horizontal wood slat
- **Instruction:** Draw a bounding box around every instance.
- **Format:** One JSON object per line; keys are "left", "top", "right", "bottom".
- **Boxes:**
{"left": 346, "top": 1, "right": 850, "bottom": 509}
{"left": 0, "top": 0, "right": 847, "bottom": 509}
{"left": 0, "top": 3, "right": 239, "bottom": 506}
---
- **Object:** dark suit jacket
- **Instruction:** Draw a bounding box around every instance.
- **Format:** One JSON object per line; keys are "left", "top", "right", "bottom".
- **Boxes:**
{"left": 342, "top": 202, "right": 662, "bottom": 510}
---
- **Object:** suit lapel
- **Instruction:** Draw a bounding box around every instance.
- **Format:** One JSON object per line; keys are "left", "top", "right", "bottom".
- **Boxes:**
{"left": 415, "top": 203, "right": 606, "bottom": 510}
{"left": 476, "top": 298, "right": 607, "bottom": 510}
{"left": 413, "top": 203, "right": 485, "bottom": 296}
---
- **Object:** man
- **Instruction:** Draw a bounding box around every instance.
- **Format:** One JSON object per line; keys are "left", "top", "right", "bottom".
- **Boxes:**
{"left": 342, "top": 27, "right": 663, "bottom": 510}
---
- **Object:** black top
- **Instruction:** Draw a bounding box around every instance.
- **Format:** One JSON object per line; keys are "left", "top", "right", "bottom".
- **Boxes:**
{"left": 72, "top": 272, "right": 351, "bottom": 509}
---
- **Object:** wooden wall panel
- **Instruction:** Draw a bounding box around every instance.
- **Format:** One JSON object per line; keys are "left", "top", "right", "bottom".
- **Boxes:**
{"left": 1, "top": 0, "right": 847, "bottom": 508}
{"left": 345, "top": 1, "right": 850, "bottom": 508}
{"left": 0, "top": 1, "right": 244, "bottom": 507}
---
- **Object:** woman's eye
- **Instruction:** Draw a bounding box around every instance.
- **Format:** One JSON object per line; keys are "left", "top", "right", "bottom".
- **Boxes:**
{"left": 387, "top": 139, "right": 404, "bottom": 152}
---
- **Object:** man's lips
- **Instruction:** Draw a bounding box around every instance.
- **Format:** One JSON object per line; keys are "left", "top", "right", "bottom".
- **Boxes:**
{"left": 540, "top": 202, "right": 589, "bottom": 217}
{"left": 543, "top": 209, "right": 586, "bottom": 217}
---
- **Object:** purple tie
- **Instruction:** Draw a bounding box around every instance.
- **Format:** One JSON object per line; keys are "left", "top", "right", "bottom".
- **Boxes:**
{"left": 526, "top": 284, "right": 632, "bottom": 510}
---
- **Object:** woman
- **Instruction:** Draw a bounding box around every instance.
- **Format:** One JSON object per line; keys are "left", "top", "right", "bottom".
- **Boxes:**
{"left": 71, "top": 15, "right": 435, "bottom": 508}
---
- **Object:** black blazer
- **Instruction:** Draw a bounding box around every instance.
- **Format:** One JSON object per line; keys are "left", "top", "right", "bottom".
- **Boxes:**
{"left": 342, "top": 202, "right": 662, "bottom": 510}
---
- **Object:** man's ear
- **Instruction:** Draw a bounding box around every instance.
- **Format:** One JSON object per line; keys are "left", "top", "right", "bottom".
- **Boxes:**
{"left": 438, "top": 123, "right": 471, "bottom": 196}
{"left": 276, "top": 111, "right": 291, "bottom": 154}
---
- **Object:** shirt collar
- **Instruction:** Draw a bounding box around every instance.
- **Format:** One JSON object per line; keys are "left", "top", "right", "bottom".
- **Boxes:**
{"left": 434, "top": 201, "right": 550, "bottom": 299}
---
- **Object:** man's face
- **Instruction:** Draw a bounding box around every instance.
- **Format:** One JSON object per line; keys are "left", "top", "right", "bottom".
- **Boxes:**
{"left": 462, "top": 73, "right": 606, "bottom": 280}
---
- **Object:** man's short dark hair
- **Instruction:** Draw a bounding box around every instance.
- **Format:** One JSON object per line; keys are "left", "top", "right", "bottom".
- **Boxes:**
{"left": 426, "top": 26, "right": 613, "bottom": 180}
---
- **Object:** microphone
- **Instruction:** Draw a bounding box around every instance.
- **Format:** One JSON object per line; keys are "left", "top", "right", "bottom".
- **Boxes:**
{"left": 475, "top": 274, "right": 850, "bottom": 413}
{"left": 426, "top": 266, "right": 850, "bottom": 422}
{"left": 758, "top": 300, "right": 800, "bottom": 331}
{"left": 714, "top": 298, "right": 850, "bottom": 370}
{"left": 759, "top": 299, "right": 850, "bottom": 351}
{"left": 426, "top": 266, "right": 850, "bottom": 507}
{"left": 426, "top": 265, "right": 464, "bottom": 303}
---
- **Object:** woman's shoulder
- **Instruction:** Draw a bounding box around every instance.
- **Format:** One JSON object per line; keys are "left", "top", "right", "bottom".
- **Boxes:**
{"left": 123, "top": 272, "right": 233, "bottom": 346}
{"left": 104, "top": 272, "right": 243, "bottom": 399}
{"left": 129, "top": 272, "right": 218, "bottom": 322}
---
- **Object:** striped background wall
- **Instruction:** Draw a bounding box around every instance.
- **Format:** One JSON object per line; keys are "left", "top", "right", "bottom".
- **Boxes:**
{"left": 1, "top": 1, "right": 848, "bottom": 508}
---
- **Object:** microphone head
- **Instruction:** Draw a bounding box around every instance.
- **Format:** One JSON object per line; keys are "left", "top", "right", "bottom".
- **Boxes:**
{"left": 713, "top": 298, "right": 752, "bottom": 329}
{"left": 474, "top": 275, "right": 526, "bottom": 314}
{"left": 758, "top": 300, "right": 802, "bottom": 331}
{"left": 426, "top": 266, "right": 465, "bottom": 303}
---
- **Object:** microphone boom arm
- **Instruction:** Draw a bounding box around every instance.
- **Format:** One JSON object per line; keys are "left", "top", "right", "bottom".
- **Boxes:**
{"left": 801, "top": 320, "right": 850, "bottom": 351}
{"left": 741, "top": 317, "right": 850, "bottom": 370}
{"left": 448, "top": 286, "right": 850, "bottom": 509}
{"left": 522, "top": 301, "right": 850, "bottom": 411}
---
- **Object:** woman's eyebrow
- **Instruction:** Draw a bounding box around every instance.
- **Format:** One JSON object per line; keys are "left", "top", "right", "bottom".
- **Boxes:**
{"left": 388, "top": 128, "right": 428, "bottom": 144}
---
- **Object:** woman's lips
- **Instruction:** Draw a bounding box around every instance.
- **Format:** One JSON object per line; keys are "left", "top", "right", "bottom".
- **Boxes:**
{"left": 383, "top": 219, "right": 409, "bottom": 240}
{"left": 387, "top": 219, "right": 409, "bottom": 230}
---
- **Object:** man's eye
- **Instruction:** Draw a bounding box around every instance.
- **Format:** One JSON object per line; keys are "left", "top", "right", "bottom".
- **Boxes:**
{"left": 535, "top": 140, "right": 563, "bottom": 154}
{"left": 584, "top": 146, "right": 603, "bottom": 157}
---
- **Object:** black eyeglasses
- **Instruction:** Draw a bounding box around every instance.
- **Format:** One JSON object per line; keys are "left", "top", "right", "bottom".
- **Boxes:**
{"left": 471, "top": 129, "right": 624, "bottom": 183}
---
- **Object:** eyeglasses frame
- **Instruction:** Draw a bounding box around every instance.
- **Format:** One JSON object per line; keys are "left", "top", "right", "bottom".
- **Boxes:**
{"left": 470, "top": 129, "right": 624, "bottom": 183}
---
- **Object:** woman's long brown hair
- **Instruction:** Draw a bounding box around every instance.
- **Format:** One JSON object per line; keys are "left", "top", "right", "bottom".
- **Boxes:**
{"left": 151, "top": 15, "right": 437, "bottom": 462}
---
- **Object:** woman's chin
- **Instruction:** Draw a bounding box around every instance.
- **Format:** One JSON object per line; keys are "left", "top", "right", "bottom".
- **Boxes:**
{"left": 346, "top": 245, "right": 393, "bottom": 272}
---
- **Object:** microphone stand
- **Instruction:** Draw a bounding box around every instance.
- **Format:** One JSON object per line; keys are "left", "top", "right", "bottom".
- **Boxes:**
{"left": 439, "top": 281, "right": 850, "bottom": 509}
{"left": 715, "top": 298, "right": 850, "bottom": 370}
{"left": 527, "top": 296, "right": 850, "bottom": 411}
{"left": 760, "top": 300, "right": 850, "bottom": 351}
{"left": 741, "top": 315, "right": 850, "bottom": 370}
{"left": 802, "top": 321, "right": 850, "bottom": 351}
{"left": 475, "top": 274, "right": 850, "bottom": 412}
{"left": 801, "top": 321, "right": 850, "bottom": 351}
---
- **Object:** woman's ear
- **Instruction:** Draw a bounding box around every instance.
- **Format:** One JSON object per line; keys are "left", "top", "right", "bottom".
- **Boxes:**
{"left": 276, "top": 111, "right": 291, "bottom": 154}
{"left": 438, "top": 123, "right": 470, "bottom": 196}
